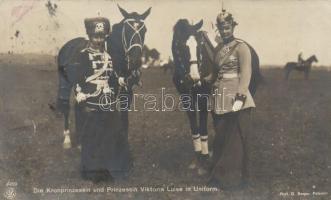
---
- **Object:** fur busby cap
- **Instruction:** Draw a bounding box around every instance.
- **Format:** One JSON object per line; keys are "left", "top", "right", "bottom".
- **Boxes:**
{"left": 216, "top": 10, "right": 238, "bottom": 27}
{"left": 84, "top": 17, "right": 110, "bottom": 36}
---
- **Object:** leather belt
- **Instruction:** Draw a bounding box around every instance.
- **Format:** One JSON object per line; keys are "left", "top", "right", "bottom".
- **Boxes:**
{"left": 219, "top": 73, "right": 239, "bottom": 79}
{"left": 83, "top": 106, "right": 98, "bottom": 112}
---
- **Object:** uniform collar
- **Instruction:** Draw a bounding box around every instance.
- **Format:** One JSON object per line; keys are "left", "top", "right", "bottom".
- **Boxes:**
{"left": 81, "top": 41, "right": 105, "bottom": 53}
{"left": 223, "top": 36, "right": 235, "bottom": 45}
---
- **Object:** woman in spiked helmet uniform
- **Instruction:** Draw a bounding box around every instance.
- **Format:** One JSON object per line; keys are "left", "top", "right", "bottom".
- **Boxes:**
{"left": 208, "top": 10, "right": 259, "bottom": 189}
{"left": 57, "top": 17, "right": 132, "bottom": 183}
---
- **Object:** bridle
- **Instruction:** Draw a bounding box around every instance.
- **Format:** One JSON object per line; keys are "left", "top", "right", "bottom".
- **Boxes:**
{"left": 174, "top": 35, "right": 202, "bottom": 87}
{"left": 122, "top": 18, "right": 145, "bottom": 57}
{"left": 119, "top": 18, "right": 146, "bottom": 91}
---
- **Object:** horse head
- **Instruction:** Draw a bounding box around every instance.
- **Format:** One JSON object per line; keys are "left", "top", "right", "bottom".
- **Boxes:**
{"left": 305, "top": 55, "right": 318, "bottom": 66}
{"left": 173, "top": 19, "right": 203, "bottom": 44}
{"left": 109, "top": 5, "right": 151, "bottom": 75}
{"left": 311, "top": 55, "right": 318, "bottom": 63}
{"left": 118, "top": 5, "right": 151, "bottom": 69}
{"left": 172, "top": 19, "right": 216, "bottom": 84}
{"left": 172, "top": 19, "right": 203, "bottom": 71}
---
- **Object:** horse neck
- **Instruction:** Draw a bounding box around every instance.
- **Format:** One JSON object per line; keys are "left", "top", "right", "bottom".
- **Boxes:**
{"left": 172, "top": 37, "right": 186, "bottom": 50}
{"left": 109, "top": 23, "right": 126, "bottom": 59}
{"left": 306, "top": 56, "right": 315, "bottom": 64}
{"left": 172, "top": 36, "right": 188, "bottom": 61}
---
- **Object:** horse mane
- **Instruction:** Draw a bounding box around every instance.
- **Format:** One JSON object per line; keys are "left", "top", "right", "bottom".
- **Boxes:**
{"left": 108, "top": 21, "right": 124, "bottom": 55}
{"left": 172, "top": 19, "right": 192, "bottom": 64}
{"left": 107, "top": 21, "right": 127, "bottom": 74}
{"left": 172, "top": 19, "right": 190, "bottom": 44}
{"left": 197, "top": 31, "right": 215, "bottom": 62}
{"left": 171, "top": 31, "right": 190, "bottom": 72}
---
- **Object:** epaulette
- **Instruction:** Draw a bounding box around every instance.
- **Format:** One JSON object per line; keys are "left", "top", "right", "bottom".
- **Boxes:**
{"left": 234, "top": 39, "right": 250, "bottom": 50}
{"left": 235, "top": 38, "right": 245, "bottom": 43}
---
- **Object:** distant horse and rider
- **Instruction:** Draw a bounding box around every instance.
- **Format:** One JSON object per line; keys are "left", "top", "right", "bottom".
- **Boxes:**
{"left": 284, "top": 53, "right": 318, "bottom": 80}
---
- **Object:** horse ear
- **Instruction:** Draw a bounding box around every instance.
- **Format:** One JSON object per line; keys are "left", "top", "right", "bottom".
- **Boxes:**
{"left": 193, "top": 19, "right": 203, "bottom": 31}
{"left": 117, "top": 4, "right": 130, "bottom": 18}
{"left": 141, "top": 7, "right": 151, "bottom": 20}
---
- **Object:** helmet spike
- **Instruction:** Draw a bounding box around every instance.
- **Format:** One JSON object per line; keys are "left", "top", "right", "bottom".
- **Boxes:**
{"left": 221, "top": 0, "right": 226, "bottom": 12}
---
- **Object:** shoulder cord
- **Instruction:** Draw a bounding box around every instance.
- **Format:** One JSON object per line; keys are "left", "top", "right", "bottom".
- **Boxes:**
{"left": 216, "top": 40, "right": 240, "bottom": 70}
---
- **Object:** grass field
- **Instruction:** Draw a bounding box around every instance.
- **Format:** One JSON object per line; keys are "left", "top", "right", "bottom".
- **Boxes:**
{"left": 0, "top": 55, "right": 330, "bottom": 199}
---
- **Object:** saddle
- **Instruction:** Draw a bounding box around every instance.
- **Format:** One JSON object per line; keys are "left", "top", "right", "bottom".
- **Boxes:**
{"left": 297, "top": 62, "right": 305, "bottom": 68}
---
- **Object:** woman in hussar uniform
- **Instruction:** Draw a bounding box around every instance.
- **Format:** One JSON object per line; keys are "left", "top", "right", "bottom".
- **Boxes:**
{"left": 208, "top": 10, "right": 256, "bottom": 189}
{"left": 57, "top": 17, "right": 132, "bottom": 182}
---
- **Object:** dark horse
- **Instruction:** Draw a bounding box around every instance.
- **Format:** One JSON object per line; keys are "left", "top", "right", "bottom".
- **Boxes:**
{"left": 57, "top": 5, "right": 151, "bottom": 148}
{"left": 172, "top": 19, "right": 214, "bottom": 171}
{"left": 284, "top": 55, "right": 318, "bottom": 80}
{"left": 106, "top": 6, "right": 151, "bottom": 140}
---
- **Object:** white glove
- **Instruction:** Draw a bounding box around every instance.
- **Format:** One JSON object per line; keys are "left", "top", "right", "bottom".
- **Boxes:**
{"left": 103, "top": 86, "right": 111, "bottom": 94}
{"left": 118, "top": 77, "right": 126, "bottom": 87}
{"left": 194, "top": 80, "right": 202, "bottom": 87}
{"left": 232, "top": 100, "right": 243, "bottom": 112}
{"left": 76, "top": 92, "right": 86, "bottom": 103}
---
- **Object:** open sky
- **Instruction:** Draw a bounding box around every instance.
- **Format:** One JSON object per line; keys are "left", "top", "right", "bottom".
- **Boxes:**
{"left": 0, "top": 0, "right": 330, "bottom": 66}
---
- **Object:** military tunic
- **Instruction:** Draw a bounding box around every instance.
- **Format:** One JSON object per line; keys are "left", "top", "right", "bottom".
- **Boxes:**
{"left": 212, "top": 39, "right": 255, "bottom": 114}
{"left": 78, "top": 47, "right": 131, "bottom": 178}
{"left": 57, "top": 41, "right": 132, "bottom": 179}
{"left": 209, "top": 38, "right": 256, "bottom": 189}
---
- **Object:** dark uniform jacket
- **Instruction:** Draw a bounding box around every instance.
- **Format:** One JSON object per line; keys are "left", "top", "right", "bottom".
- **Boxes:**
{"left": 57, "top": 38, "right": 117, "bottom": 112}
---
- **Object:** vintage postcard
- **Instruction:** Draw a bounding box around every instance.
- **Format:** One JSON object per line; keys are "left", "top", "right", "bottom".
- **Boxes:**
{"left": 0, "top": 0, "right": 330, "bottom": 199}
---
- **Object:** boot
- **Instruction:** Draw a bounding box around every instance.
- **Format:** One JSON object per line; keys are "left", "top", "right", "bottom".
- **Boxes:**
{"left": 198, "top": 153, "right": 210, "bottom": 175}
{"left": 198, "top": 135, "right": 210, "bottom": 175}
{"left": 189, "top": 134, "right": 202, "bottom": 169}
{"left": 189, "top": 151, "right": 201, "bottom": 169}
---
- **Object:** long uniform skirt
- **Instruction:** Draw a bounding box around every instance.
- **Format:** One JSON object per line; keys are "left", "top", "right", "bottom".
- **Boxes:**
{"left": 77, "top": 105, "right": 132, "bottom": 178}
{"left": 210, "top": 108, "right": 252, "bottom": 188}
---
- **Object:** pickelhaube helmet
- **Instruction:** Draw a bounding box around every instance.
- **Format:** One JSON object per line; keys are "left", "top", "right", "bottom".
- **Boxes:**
{"left": 84, "top": 17, "right": 110, "bottom": 36}
{"left": 216, "top": 10, "right": 238, "bottom": 27}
